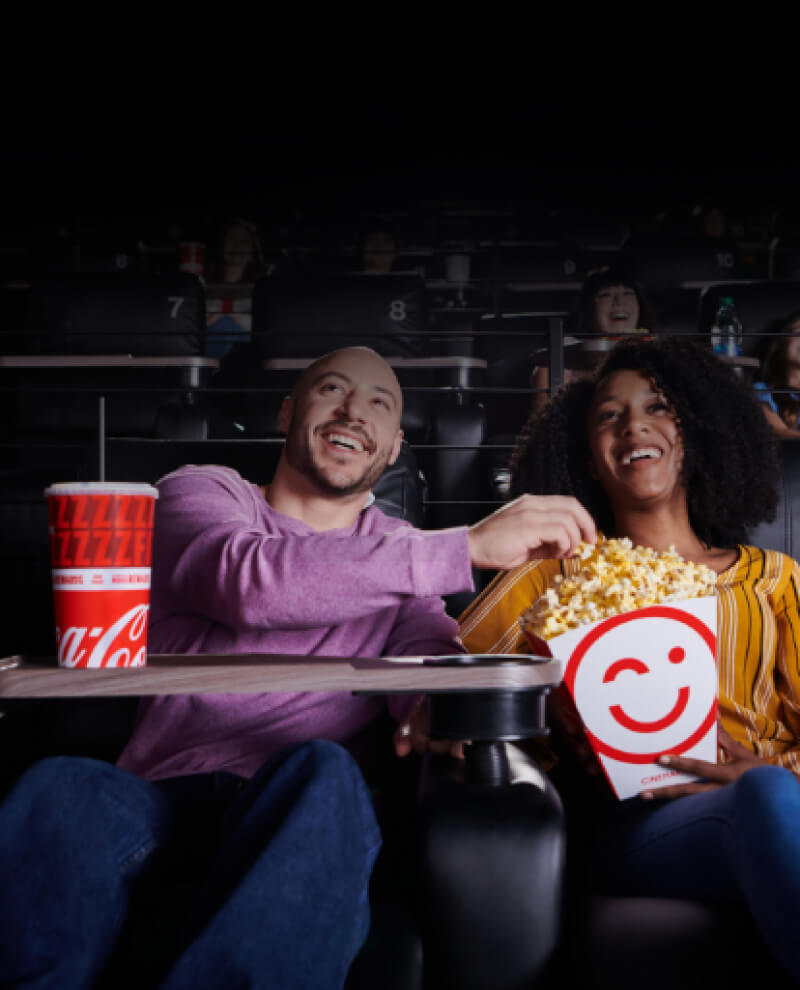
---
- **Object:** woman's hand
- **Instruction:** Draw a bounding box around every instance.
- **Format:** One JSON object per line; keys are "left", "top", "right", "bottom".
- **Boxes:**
{"left": 641, "top": 725, "right": 766, "bottom": 800}
{"left": 393, "top": 697, "right": 465, "bottom": 759}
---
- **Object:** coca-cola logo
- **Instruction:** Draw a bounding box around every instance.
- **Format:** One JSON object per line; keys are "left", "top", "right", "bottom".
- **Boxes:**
{"left": 56, "top": 603, "right": 149, "bottom": 668}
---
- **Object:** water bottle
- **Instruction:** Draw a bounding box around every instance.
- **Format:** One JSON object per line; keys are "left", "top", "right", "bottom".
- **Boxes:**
{"left": 711, "top": 296, "right": 743, "bottom": 357}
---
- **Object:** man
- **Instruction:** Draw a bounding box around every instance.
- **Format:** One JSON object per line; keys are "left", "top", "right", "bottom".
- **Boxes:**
{"left": 0, "top": 347, "right": 595, "bottom": 990}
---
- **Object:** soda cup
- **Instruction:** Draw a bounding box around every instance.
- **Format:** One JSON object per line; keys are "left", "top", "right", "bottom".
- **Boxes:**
{"left": 44, "top": 482, "right": 159, "bottom": 668}
{"left": 178, "top": 241, "right": 206, "bottom": 278}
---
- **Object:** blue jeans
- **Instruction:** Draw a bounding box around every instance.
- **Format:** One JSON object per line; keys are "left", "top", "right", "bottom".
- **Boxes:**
{"left": 588, "top": 766, "right": 800, "bottom": 979}
{"left": 0, "top": 740, "right": 381, "bottom": 990}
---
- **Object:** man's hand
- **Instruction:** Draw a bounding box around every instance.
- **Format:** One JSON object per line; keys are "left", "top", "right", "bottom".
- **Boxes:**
{"left": 393, "top": 697, "right": 465, "bottom": 760}
{"left": 467, "top": 495, "right": 597, "bottom": 571}
{"left": 641, "top": 726, "right": 767, "bottom": 800}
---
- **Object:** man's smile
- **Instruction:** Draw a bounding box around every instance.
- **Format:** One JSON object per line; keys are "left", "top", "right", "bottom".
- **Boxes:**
{"left": 323, "top": 431, "right": 366, "bottom": 453}
{"left": 317, "top": 423, "right": 374, "bottom": 455}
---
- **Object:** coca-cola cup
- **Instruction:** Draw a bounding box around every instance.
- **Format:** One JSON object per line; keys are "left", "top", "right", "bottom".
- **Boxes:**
{"left": 44, "top": 482, "right": 159, "bottom": 668}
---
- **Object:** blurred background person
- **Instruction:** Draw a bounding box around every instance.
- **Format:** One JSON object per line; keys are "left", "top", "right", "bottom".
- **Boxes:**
{"left": 207, "top": 217, "right": 267, "bottom": 284}
{"left": 361, "top": 216, "right": 397, "bottom": 274}
{"left": 754, "top": 311, "right": 800, "bottom": 437}
{"left": 532, "top": 266, "right": 655, "bottom": 411}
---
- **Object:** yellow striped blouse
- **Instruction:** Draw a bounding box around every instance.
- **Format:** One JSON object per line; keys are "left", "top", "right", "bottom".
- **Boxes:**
{"left": 459, "top": 544, "right": 800, "bottom": 776}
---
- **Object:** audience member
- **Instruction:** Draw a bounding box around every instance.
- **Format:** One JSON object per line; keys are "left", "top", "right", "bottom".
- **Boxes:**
{"left": 0, "top": 346, "right": 595, "bottom": 990}
{"left": 203, "top": 217, "right": 269, "bottom": 360}
{"left": 569, "top": 266, "right": 655, "bottom": 339}
{"left": 754, "top": 310, "right": 800, "bottom": 436}
{"left": 532, "top": 265, "right": 655, "bottom": 411}
{"left": 207, "top": 217, "right": 267, "bottom": 284}
{"left": 361, "top": 217, "right": 397, "bottom": 274}
{"left": 460, "top": 336, "right": 800, "bottom": 982}
{"left": 692, "top": 199, "right": 731, "bottom": 240}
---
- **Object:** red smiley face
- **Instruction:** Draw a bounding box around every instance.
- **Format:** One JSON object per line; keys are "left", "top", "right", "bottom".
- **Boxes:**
{"left": 604, "top": 647, "right": 690, "bottom": 732}
{"left": 564, "top": 606, "right": 717, "bottom": 764}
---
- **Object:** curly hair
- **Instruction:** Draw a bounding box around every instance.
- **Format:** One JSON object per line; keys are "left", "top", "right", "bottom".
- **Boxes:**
{"left": 509, "top": 336, "right": 778, "bottom": 548}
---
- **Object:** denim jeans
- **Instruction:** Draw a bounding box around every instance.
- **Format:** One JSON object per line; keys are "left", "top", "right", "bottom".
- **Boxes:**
{"left": 0, "top": 740, "right": 381, "bottom": 990}
{"left": 588, "top": 766, "right": 800, "bottom": 980}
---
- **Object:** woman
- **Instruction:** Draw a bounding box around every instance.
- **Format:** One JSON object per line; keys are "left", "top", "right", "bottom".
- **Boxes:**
{"left": 532, "top": 266, "right": 655, "bottom": 412}
{"left": 460, "top": 335, "right": 800, "bottom": 979}
{"left": 755, "top": 310, "right": 800, "bottom": 436}
{"left": 571, "top": 265, "right": 655, "bottom": 339}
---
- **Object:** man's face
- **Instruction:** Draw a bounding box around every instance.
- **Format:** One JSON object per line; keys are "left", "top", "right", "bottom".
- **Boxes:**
{"left": 278, "top": 348, "right": 404, "bottom": 497}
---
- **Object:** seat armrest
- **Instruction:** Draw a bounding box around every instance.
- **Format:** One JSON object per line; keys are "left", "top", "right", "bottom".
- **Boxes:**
{"left": 415, "top": 747, "right": 565, "bottom": 990}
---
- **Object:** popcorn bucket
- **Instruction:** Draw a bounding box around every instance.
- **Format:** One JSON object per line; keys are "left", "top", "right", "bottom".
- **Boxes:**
{"left": 45, "top": 482, "right": 158, "bottom": 668}
{"left": 526, "top": 597, "right": 718, "bottom": 800}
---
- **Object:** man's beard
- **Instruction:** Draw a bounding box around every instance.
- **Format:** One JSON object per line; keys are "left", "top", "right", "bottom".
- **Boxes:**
{"left": 284, "top": 422, "right": 392, "bottom": 497}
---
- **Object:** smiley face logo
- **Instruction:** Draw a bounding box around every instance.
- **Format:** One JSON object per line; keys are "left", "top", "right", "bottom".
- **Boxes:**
{"left": 563, "top": 606, "right": 717, "bottom": 764}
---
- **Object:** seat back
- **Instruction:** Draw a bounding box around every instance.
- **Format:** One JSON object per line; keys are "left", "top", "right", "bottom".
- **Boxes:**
{"left": 622, "top": 235, "right": 743, "bottom": 290}
{"left": 253, "top": 272, "right": 427, "bottom": 359}
{"left": 4, "top": 273, "right": 208, "bottom": 450}
{"left": 749, "top": 438, "right": 800, "bottom": 559}
{"left": 22, "top": 272, "right": 205, "bottom": 356}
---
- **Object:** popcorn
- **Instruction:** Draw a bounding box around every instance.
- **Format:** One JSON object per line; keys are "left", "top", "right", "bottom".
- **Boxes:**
{"left": 520, "top": 538, "right": 717, "bottom": 640}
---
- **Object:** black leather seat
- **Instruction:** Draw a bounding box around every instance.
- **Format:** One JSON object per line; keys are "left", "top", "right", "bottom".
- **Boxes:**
{"left": 3, "top": 273, "right": 211, "bottom": 480}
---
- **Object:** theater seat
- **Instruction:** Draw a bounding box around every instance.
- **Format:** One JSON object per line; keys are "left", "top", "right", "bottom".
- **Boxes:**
{"left": 563, "top": 895, "right": 781, "bottom": 989}
{"left": 750, "top": 437, "right": 800, "bottom": 559}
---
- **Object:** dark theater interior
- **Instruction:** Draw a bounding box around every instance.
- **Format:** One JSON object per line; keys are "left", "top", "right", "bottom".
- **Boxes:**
{"left": 3, "top": 81, "right": 800, "bottom": 987}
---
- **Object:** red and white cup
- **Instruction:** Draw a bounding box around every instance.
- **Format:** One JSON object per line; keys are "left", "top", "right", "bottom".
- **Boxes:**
{"left": 178, "top": 241, "right": 206, "bottom": 277}
{"left": 44, "top": 482, "right": 159, "bottom": 668}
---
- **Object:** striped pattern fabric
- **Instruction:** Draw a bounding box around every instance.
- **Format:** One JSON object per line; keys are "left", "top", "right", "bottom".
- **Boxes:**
{"left": 459, "top": 545, "right": 800, "bottom": 776}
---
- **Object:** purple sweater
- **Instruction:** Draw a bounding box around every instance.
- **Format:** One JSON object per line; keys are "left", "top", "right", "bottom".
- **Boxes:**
{"left": 116, "top": 465, "right": 473, "bottom": 780}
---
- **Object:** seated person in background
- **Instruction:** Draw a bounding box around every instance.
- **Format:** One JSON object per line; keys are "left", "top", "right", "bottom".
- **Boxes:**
{"left": 0, "top": 346, "right": 594, "bottom": 990}
{"left": 362, "top": 216, "right": 397, "bottom": 274}
{"left": 693, "top": 199, "right": 731, "bottom": 240}
{"left": 204, "top": 217, "right": 268, "bottom": 360}
{"left": 569, "top": 265, "right": 655, "bottom": 339}
{"left": 532, "top": 265, "right": 655, "bottom": 411}
{"left": 460, "top": 336, "right": 800, "bottom": 982}
{"left": 754, "top": 310, "right": 800, "bottom": 437}
{"left": 207, "top": 216, "right": 267, "bottom": 284}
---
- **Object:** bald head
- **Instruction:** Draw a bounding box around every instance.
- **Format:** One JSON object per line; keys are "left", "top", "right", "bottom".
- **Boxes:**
{"left": 291, "top": 347, "right": 403, "bottom": 423}
{"left": 276, "top": 346, "right": 405, "bottom": 500}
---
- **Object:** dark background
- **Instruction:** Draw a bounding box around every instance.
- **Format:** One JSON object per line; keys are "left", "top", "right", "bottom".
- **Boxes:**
{"left": 3, "top": 74, "right": 798, "bottom": 232}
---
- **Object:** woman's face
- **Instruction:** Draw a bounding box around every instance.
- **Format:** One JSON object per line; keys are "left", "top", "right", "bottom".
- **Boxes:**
{"left": 588, "top": 370, "right": 685, "bottom": 514}
{"left": 222, "top": 223, "right": 255, "bottom": 282}
{"left": 591, "top": 284, "right": 641, "bottom": 336}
